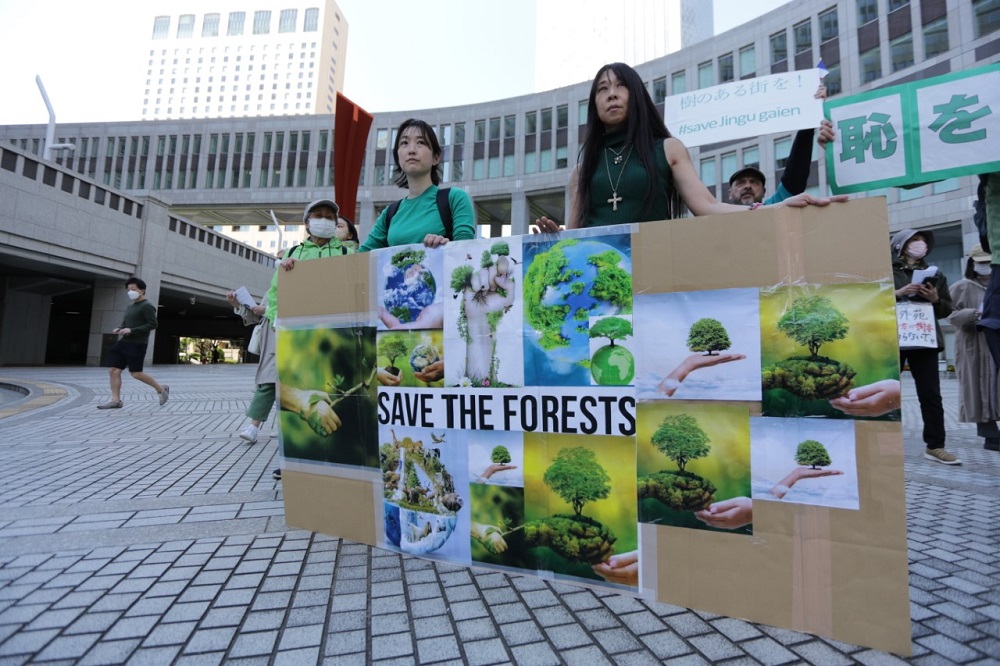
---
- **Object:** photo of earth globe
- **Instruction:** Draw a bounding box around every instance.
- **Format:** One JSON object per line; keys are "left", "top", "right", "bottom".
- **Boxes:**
{"left": 381, "top": 249, "right": 438, "bottom": 325}
{"left": 522, "top": 235, "right": 633, "bottom": 386}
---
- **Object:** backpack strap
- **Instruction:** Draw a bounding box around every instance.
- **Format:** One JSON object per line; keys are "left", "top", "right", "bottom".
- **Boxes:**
{"left": 384, "top": 187, "right": 454, "bottom": 240}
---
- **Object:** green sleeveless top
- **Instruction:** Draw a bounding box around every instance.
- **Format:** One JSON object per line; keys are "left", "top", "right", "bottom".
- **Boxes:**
{"left": 584, "top": 128, "right": 675, "bottom": 228}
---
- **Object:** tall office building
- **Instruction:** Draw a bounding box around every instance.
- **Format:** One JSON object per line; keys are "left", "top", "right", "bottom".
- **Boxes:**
{"left": 534, "top": 0, "right": 712, "bottom": 92}
{"left": 141, "top": 0, "right": 348, "bottom": 120}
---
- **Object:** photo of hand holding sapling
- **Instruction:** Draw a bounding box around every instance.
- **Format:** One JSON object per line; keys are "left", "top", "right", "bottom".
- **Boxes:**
{"left": 750, "top": 417, "right": 859, "bottom": 510}
{"left": 522, "top": 433, "right": 638, "bottom": 587}
{"left": 760, "top": 284, "right": 899, "bottom": 419}
{"left": 635, "top": 288, "right": 760, "bottom": 400}
{"left": 636, "top": 402, "right": 752, "bottom": 534}
{"left": 376, "top": 330, "right": 445, "bottom": 387}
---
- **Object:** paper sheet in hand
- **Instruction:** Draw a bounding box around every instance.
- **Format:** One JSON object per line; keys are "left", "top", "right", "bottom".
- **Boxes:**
{"left": 910, "top": 266, "right": 937, "bottom": 285}
{"left": 233, "top": 286, "right": 259, "bottom": 308}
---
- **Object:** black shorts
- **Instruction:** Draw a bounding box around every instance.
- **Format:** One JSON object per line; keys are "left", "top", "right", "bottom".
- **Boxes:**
{"left": 107, "top": 340, "right": 148, "bottom": 373}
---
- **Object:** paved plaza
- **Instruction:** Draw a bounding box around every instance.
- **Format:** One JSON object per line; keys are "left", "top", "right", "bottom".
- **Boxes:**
{"left": 0, "top": 364, "right": 997, "bottom": 665}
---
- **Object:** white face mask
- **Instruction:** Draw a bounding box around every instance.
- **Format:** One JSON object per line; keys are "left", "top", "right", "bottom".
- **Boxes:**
{"left": 974, "top": 263, "right": 992, "bottom": 276}
{"left": 127, "top": 290, "right": 141, "bottom": 301}
{"left": 904, "top": 240, "right": 928, "bottom": 260}
{"left": 308, "top": 217, "right": 338, "bottom": 238}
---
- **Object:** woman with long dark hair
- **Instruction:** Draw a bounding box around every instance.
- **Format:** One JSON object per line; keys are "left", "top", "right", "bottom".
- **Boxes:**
{"left": 534, "top": 63, "right": 844, "bottom": 232}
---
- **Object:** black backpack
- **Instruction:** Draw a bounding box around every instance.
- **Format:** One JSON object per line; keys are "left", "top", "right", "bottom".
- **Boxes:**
{"left": 384, "top": 187, "right": 453, "bottom": 240}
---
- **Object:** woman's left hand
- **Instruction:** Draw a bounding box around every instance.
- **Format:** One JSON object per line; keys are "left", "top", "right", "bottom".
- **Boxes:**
{"left": 423, "top": 234, "right": 449, "bottom": 248}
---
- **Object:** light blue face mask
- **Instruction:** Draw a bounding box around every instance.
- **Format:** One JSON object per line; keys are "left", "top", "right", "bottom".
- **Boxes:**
{"left": 974, "top": 263, "right": 992, "bottom": 276}
{"left": 127, "top": 290, "right": 141, "bottom": 300}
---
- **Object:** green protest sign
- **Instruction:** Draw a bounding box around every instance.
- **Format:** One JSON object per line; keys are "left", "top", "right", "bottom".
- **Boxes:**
{"left": 825, "top": 63, "right": 1000, "bottom": 194}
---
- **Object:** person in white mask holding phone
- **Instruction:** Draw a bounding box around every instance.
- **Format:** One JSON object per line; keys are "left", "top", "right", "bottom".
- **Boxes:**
{"left": 892, "top": 229, "right": 957, "bottom": 464}
{"left": 948, "top": 244, "right": 1000, "bottom": 452}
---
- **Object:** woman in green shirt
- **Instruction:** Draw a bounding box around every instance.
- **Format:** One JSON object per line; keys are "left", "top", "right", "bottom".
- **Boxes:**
{"left": 533, "top": 63, "right": 845, "bottom": 232}
{"left": 360, "top": 119, "right": 476, "bottom": 251}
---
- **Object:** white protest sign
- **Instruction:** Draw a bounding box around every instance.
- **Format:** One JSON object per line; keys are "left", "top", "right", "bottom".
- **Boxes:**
{"left": 664, "top": 69, "right": 824, "bottom": 148}
{"left": 896, "top": 301, "right": 937, "bottom": 349}
{"left": 826, "top": 63, "right": 1000, "bottom": 194}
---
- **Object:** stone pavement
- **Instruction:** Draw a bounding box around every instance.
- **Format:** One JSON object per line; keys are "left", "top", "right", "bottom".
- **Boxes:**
{"left": 0, "top": 365, "right": 996, "bottom": 665}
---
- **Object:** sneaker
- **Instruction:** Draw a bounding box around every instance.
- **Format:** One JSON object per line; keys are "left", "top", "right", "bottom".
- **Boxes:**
{"left": 158, "top": 385, "right": 170, "bottom": 406}
{"left": 96, "top": 400, "right": 123, "bottom": 410}
{"left": 272, "top": 468, "right": 282, "bottom": 481}
{"left": 239, "top": 424, "right": 259, "bottom": 444}
{"left": 924, "top": 448, "right": 961, "bottom": 465}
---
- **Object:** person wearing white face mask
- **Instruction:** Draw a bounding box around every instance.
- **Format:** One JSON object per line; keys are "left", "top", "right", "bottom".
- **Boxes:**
{"left": 237, "top": 199, "right": 354, "bottom": 481}
{"left": 891, "top": 229, "right": 957, "bottom": 464}
{"left": 97, "top": 276, "right": 169, "bottom": 409}
{"left": 948, "top": 245, "right": 1000, "bottom": 451}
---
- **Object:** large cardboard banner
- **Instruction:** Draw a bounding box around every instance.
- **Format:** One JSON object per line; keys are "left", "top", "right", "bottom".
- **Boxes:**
{"left": 825, "top": 63, "right": 1000, "bottom": 194}
{"left": 277, "top": 199, "right": 911, "bottom": 656}
{"left": 664, "top": 69, "right": 825, "bottom": 147}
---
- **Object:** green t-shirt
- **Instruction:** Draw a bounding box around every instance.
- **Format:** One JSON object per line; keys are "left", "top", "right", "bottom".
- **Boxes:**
{"left": 264, "top": 237, "right": 352, "bottom": 323}
{"left": 121, "top": 300, "right": 158, "bottom": 343}
{"left": 359, "top": 186, "right": 476, "bottom": 251}
{"left": 584, "top": 130, "right": 674, "bottom": 227}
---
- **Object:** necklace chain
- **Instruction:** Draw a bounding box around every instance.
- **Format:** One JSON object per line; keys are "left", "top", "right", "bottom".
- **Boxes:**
{"left": 607, "top": 142, "right": 630, "bottom": 165}
{"left": 604, "top": 144, "right": 633, "bottom": 212}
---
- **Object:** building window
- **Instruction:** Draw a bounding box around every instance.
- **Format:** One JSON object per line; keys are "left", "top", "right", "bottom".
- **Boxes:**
{"left": 857, "top": 0, "right": 877, "bottom": 26}
{"left": 739, "top": 45, "right": 755, "bottom": 77}
{"left": 721, "top": 152, "right": 737, "bottom": 184}
{"left": 770, "top": 30, "right": 787, "bottom": 64}
{"left": 504, "top": 115, "right": 516, "bottom": 138}
{"left": 556, "top": 104, "right": 568, "bottom": 129}
{"left": 652, "top": 77, "right": 666, "bottom": 103}
{"left": 474, "top": 120, "right": 486, "bottom": 142}
{"left": 888, "top": 0, "right": 909, "bottom": 10}
{"left": 698, "top": 61, "right": 712, "bottom": 88}
{"left": 825, "top": 63, "right": 842, "bottom": 95}
{"left": 228, "top": 12, "right": 245, "bottom": 36}
{"left": 279, "top": 9, "right": 297, "bottom": 33}
{"left": 253, "top": 11, "right": 271, "bottom": 35}
{"left": 860, "top": 46, "right": 881, "bottom": 83}
{"left": 541, "top": 108, "right": 552, "bottom": 132}
{"left": 504, "top": 154, "right": 515, "bottom": 177}
{"left": 578, "top": 100, "right": 588, "bottom": 125}
{"left": 489, "top": 117, "right": 500, "bottom": 141}
{"left": 525, "top": 111, "right": 537, "bottom": 134}
{"left": 794, "top": 20, "right": 812, "bottom": 54}
{"left": 488, "top": 156, "right": 499, "bottom": 178}
{"left": 304, "top": 8, "right": 319, "bottom": 32}
{"left": 974, "top": 0, "right": 1000, "bottom": 38}
{"left": 819, "top": 8, "right": 838, "bottom": 42}
{"left": 774, "top": 137, "right": 792, "bottom": 169}
{"left": 719, "top": 53, "right": 734, "bottom": 83}
{"left": 152, "top": 16, "right": 170, "bottom": 39}
{"left": 699, "top": 158, "right": 715, "bottom": 187}
{"left": 177, "top": 15, "right": 195, "bottom": 38}
{"left": 742, "top": 146, "right": 759, "bottom": 169}
{"left": 923, "top": 17, "right": 949, "bottom": 58}
{"left": 671, "top": 70, "right": 687, "bottom": 94}
{"left": 890, "top": 33, "right": 914, "bottom": 72}
{"left": 203, "top": 13, "right": 220, "bottom": 37}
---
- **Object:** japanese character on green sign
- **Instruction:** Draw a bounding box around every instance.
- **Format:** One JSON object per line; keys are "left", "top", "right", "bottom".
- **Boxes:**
{"left": 838, "top": 112, "right": 898, "bottom": 164}
{"left": 927, "top": 94, "right": 992, "bottom": 144}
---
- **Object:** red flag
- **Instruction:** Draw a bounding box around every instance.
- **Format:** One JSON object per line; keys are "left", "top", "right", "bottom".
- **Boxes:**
{"left": 334, "top": 92, "right": 374, "bottom": 221}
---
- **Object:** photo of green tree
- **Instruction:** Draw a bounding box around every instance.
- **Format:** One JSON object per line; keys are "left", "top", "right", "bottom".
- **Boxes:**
{"left": 276, "top": 324, "right": 379, "bottom": 469}
{"left": 521, "top": 433, "right": 638, "bottom": 585}
{"left": 759, "top": 283, "right": 899, "bottom": 419}
{"left": 468, "top": 484, "right": 528, "bottom": 570}
{"left": 636, "top": 402, "right": 752, "bottom": 535}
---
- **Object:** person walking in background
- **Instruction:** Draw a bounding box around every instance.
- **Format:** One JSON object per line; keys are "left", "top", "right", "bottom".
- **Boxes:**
{"left": 97, "top": 277, "right": 169, "bottom": 409}
{"left": 949, "top": 244, "right": 1000, "bottom": 451}
{"left": 891, "top": 229, "right": 958, "bottom": 464}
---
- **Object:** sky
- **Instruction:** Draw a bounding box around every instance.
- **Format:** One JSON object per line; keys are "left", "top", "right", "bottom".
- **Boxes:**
{"left": 0, "top": 0, "right": 789, "bottom": 126}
